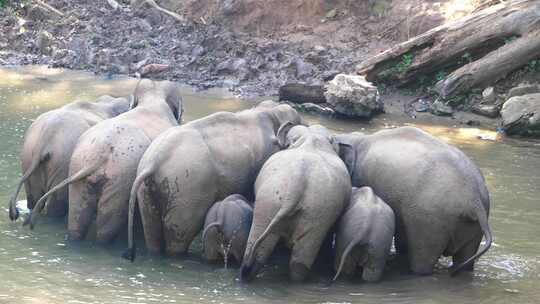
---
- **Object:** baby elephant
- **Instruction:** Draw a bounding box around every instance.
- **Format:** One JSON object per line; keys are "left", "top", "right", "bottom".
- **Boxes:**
{"left": 202, "top": 194, "right": 253, "bottom": 266}
{"left": 333, "top": 187, "right": 395, "bottom": 282}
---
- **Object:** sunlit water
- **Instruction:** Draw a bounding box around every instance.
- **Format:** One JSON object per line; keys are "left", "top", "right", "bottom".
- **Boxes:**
{"left": 0, "top": 66, "right": 539, "bottom": 304}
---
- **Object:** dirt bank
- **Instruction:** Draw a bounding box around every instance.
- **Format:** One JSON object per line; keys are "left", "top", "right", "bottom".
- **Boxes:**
{"left": 0, "top": 0, "right": 505, "bottom": 129}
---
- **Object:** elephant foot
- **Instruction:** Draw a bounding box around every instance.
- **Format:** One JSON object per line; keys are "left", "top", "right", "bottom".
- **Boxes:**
{"left": 239, "top": 261, "right": 262, "bottom": 282}
{"left": 289, "top": 262, "right": 310, "bottom": 282}
{"left": 122, "top": 245, "right": 136, "bottom": 262}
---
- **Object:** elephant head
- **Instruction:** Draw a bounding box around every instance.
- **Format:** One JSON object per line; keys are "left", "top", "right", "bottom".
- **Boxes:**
{"left": 133, "top": 79, "right": 184, "bottom": 123}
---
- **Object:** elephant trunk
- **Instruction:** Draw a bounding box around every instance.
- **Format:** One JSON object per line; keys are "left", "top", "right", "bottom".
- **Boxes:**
{"left": 451, "top": 200, "right": 493, "bottom": 275}
{"left": 8, "top": 154, "right": 43, "bottom": 221}
{"left": 122, "top": 168, "right": 154, "bottom": 262}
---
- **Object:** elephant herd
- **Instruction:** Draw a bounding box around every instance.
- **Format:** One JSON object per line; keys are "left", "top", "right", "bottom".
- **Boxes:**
{"left": 8, "top": 79, "right": 493, "bottom": 283}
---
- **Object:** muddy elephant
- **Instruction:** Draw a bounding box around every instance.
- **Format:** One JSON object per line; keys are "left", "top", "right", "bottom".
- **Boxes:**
{"left": 8, "top": 95, "right": 131, "bottom": 221}
{"left": 335, "top": 126, "right": 492, "bottom": 275}
{"left": 123, "top": 101, "right": 302, "bottom": 260}
{"left": 240, "top": 125, "right": 351, "bottom": 282}
{"left": 202, "top": 194, "right": 253, "bottom": 266}
{"left": 333, "top": 186, "right": 395, "bottom": 282}
{"left": 29, "top": 79, "right": 183, "bottom": 244}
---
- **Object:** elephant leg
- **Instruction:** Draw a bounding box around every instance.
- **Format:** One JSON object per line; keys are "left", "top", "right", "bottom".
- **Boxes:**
{"left": 452, "top": 232, "right": 482, "bottom": 272}
{"left": 363, "top": 246, "right": 386, "bottom": 282}
{"left": 406, "top": 220, "right": 447, "bottom": 275}
{"left": 289, "top": 227, "right": 328, "bottom": 282}
{"left": 44, "top": 170, "right": 69, "bottom": 217}
{"left": 202, "top": 230, "right": 222, "bottom": 262}
{"left": 95, "top": 179, "right": 130, "bottom": 244}
{"left": 163, "top": 198, "right": 209, "bottom": 256}
{"left": 68, "top": 180, "right": 98, "bottom": 241}
{"left": 24, "top": 173, "right": 45, "bottom": 210}
{"left": 138, "top": 182, "right": 163, "bottom": 255}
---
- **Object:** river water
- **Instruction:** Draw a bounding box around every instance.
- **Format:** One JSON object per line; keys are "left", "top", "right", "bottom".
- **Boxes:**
{"left": 0, "top": 66, "right": 539, "bottom": 304}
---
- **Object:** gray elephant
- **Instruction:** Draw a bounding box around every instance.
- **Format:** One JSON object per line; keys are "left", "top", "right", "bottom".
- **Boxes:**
{"left": 240, "top": 125, "right": 351, "bottom": 282}
{"left": 333, "top": 186, "right": 395, "bottom": 282}
{"left": 29, "top": 79, "right": 183, "bottom": 244}
{"left": 335, "top": 126, "right": 492, "bottom": 275}
{"left": 123, "top": 101, "right": 302, "bottom": 261}
{"left": 202, "top": 194, "right": 253, "bottom": 266}
{"left": 8, "top": 95, "right": 130, "bottom": 221}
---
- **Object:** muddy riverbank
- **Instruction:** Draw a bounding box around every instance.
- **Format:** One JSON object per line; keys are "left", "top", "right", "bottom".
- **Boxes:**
{"left": 1, "top": 0, "right": 523, "bottom": 130}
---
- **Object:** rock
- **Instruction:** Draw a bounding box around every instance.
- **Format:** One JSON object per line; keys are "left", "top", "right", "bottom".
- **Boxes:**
{"left": 216, "top": 58, "right": 247, "bottom": 75}
{"left": 326, "top": 9, "right": 337, "bottom": 19}
{"left": 291, "top": 102, "right": 335, "bottom": 116}
{"left": 279, "top": 83, "right": 326, "bottom": 104}
{"left": 507, "top": 84, "right": 540, "bottom": 99}
{"left": 27, "top": 5, "right": 50, "bottom": 22}
{"left": 324, "top": 74, "right": 382, "bottom": 119}
{"left": 430, "top": 100, "right": 453, "bottom": 116}
{"left": 472, "top": 103, "right": 500, "bottom": 118}
{"left": 414, "top": 98, "right": 430, "bottom": 112}
{"left": 501, "top": 93, "right": 540, "bottom": 137}
{"left": 482, "top": 87, "right": 496, "bottom": 103}
{"left": 36, "top": 31, "right": 53, "bottom": 55}
{"left": 139, "top": 63, "right": 169, "bottom": 76}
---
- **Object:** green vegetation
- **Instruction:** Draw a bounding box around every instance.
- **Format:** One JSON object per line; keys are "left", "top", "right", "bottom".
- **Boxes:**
{"left": 435, "top": 70, "right": 446, "bottom": 82}
{"left": 0, "top": 0, "right": 7, "bottom": 8}
{"left": 396, "top": 53, "right": 413, "bottom": 74}
{"left": 525, "top": 59, "right": 540, "bottom": 73}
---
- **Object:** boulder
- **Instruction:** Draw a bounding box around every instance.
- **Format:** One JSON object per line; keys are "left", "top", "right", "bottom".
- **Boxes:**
{"left": 501, "top": 93, "right": 540, "bottom": 137}
{"left": 472, "top": 103, "right": 500, "bottom": 118}
{"left": 279, "top": 83, "right": 326, "bottom": 104}
{"left": 482, "top": 87, "right": 496, "bottom": 103}
{"left": 323, "top": 74, "right": 382, "bottom": 119}
{"left": 430, "top": 100, "right": 453, "bottom": 116}
{"left": 291, "top": 102, "right": 335, "bottom": 116}
{"left": 36, "top": 30, "right": 53, "bottom": 55}
{"left": 507, "top": 84, "right": 540, "bottom": 99}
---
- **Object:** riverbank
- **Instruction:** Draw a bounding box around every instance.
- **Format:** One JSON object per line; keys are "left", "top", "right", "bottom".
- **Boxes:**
{"left": 0, "top": 0, "right": 516, "bottom": 130}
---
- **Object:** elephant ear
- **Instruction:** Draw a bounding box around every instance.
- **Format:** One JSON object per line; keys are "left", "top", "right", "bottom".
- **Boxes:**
{"left": 277, "top": 121, "right": 295, "bottom": 149}
{"left": 338, "top": 142, "right": 357, "bottom": 177}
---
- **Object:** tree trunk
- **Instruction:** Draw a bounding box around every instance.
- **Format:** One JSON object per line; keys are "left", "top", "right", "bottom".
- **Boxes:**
{"left": 355, "top": 0, "right": 540, "bottom": 98}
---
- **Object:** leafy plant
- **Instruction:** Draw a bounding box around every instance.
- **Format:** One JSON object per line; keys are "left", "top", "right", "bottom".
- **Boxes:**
{"left": 435, "top": 70, "right": 446, "bottom": 82}
{"left": 0, "top": 0, "right": 6, "bottom": 8}
{"left": 526, "top": 59, "right": 540, "bottom": 72}
{"left": 396, "top": 53, "right": 413, "bottom": 74}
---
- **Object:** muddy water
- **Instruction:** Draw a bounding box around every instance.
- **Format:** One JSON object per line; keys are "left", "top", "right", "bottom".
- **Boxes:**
{"left": 0, "top": 66, "right": 539, "bottom": 304}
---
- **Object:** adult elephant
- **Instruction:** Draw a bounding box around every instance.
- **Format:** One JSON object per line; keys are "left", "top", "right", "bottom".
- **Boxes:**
{"left": 29, "top": 79, "right": 183, "bottom": 244}
{"left": 240, "top": 125, "right": 351, "bottom": 282}
{"left": 335, "top": 126, "right": 492, "bottom": 275}
{"left": 8, "top": 95, "right": 131, "bottom": 221}
{"left": 123, "top": 101, "right": 302, "bottom": 260}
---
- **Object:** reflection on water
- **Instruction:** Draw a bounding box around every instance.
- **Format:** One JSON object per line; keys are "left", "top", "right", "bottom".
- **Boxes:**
{"left": 0, "top": 66, "right": 539, "bottom": 304}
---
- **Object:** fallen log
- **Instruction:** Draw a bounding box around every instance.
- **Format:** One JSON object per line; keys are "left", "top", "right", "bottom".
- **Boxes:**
{"left": 134, "top": 0, "right": 186, "bottom": 23}
{"left": 356, "top": 0, "right": 540, "bottom": 98}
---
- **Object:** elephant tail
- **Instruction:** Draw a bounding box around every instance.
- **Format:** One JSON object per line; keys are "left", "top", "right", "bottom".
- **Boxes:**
{"left": 450, "top": 200, "right": 493, "bottom": 275}
{"left": 241, "top": 198, "right": 299, "bottom": 277}
{"left": 332, "top": 235, "right": 366, "bottom": 281}
{"left": 25, "top": 161, "right": 100, "bottom": 230}
{"left": 8, "top": 152, "right": 46, "bottom": 221}
{"left": 202, "top": 201, "right": 225, "bottom": 254}
{"left": 202, "top": 222, "right": 222, "bottom": 253}
{"left": 122, "top": 168, "right": 153, "bottom": 262}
